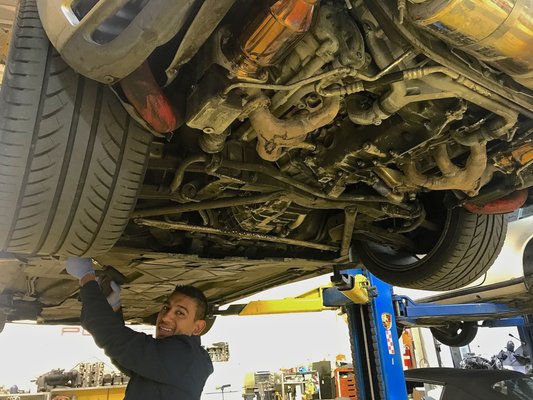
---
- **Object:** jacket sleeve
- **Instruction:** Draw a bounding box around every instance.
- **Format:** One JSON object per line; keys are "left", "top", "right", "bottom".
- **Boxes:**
{"left": 80, "top": 281, "right": 209, "bottom": 385}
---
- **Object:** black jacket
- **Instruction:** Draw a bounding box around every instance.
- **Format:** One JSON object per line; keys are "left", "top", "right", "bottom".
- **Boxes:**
{"left": 80, "top": 281, "right": 213, "bottom": 399}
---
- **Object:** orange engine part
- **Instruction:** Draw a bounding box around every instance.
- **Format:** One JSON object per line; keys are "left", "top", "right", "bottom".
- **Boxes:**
{"left": 232, "top": 0, "right": 319, "bottom": 78}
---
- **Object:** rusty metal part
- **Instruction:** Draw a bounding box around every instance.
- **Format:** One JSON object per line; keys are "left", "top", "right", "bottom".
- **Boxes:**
{"left": 393, "top": 208, "right": 427, "bottom": 234}
{"left": 231, "top": 0, "right": 319, "bottom": 79}
{"left": 512, "top": 143, "right": 533, "bottom": 166}
{"left": 346, "top": 23, "right": 408, "bottom": 126}
{"left": 340, "top": 207, "right": 357, "bottom": 257}
{"left": 270, "top": 4, "right": 363, "bottom": 111}
{"left": 374, "top": 167, "right": 407, "bottom": 192}
{"left": 248, "top": 94, "right": 341, "bottom": 161}
{"left": 315, "top": 49, "right": 415, "bottom": 97}
{"left": 223, "top": 65, "right": 350, "bottom": 96}
{"left": 120, "top": 62, "right": 181, "bottom": 133}
{"left": 169, "top": 155, "right": 208, "bottom": 193}
{"left": 223, "top": 51, "right": 412, "bottom": 99}
{"left": 134, "top": 218, "right": 338, "bottom": 252}
{"left": 418, "top": 70, "right": 520, "bottom": 133}
{"left": 317, "top": 62, "right": 529, "bottom": 119}
{"left": 199, "top": 130, "right": 230, "bottom": 154}
{"left": 343, "top": 64, "right": 521, "bottom": 128}
{"left": 409, "top": 0, "right": 533, "bottom": 88}
{"left": 464, "top": 189, "right": 529, "bottom": 214}
{"left": 218, "top": 159, "right": 416, "bottom": 208}
{"left": 131, "top": 192, "right": 284, "bottom": 219}
{"left": 365, "top": 0, "right": 533, "bottom": 115}
{"left": 493, "top": 143, "right": 533, "bottom": 173}
{"left": 371, "top": 180, "right": 405, "bottom": 203}
{"left": 404, "top": 143, "right": 487, "bottom": 196}
{"left": 165, "top": 156, "right": 414, "bottom": 208}
{"left": 452, "top": 117, "right": 517, "bottom": 147}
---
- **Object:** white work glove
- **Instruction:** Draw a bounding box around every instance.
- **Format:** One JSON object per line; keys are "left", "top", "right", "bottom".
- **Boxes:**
{"left": 66, "top": 257, "right": 95, "bottom": 280}
{"left": 106, "top": 280, "right": 122, "bottom": 311}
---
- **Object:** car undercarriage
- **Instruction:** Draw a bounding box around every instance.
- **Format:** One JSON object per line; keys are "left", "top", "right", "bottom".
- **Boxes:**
{"left": 0, "top": 0, "right": 532, "bottom": 328}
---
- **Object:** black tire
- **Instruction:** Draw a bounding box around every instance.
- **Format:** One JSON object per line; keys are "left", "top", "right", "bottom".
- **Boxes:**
{"left": 431, "top": 322, "right": 478, "bottom": 347}
{"left": 353, "top": 205, "right": 507, "bottom": 290}
{"left": 0, "top": 0, "right": 151, "bottom": 256}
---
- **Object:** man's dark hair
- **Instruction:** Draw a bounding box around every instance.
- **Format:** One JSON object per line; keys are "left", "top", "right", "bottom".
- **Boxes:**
{"left": 173, "top": 285, "right": 208, "bottom": 320}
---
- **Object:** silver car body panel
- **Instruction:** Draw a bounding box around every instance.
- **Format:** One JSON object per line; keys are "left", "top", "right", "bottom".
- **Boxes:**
{"left": 36, "top": 0, "right": 197, "bottom": 83}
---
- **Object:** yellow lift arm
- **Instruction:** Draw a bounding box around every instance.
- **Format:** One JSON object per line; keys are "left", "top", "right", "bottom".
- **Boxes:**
{"left": 218, "top": 274, "right": 370, "bottom": 316}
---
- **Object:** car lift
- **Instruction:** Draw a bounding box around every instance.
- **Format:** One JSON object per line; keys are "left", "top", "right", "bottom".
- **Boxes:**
{"left": 394, "top": 292, "right": 533, "bottom": 365}
{"left": 217, "top": 265, "right": 408, "bottom": 400}
{"left": 216, "top": 263, "right": 533, "bottom": 400}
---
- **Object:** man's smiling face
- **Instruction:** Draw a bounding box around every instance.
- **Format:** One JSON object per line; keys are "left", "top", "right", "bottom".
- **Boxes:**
{"left": 155, "top": 292, "right": 206, "bottom": 338}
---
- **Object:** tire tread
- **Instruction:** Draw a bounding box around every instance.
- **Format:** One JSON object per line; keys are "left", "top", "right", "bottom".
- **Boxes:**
{"left": 0, "top": 0, "right": 151, "bottom": 257}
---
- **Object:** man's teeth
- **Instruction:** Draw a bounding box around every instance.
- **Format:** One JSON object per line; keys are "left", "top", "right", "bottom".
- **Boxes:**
{"left": 160, "top": 327, "right": 172, "bottom": 332}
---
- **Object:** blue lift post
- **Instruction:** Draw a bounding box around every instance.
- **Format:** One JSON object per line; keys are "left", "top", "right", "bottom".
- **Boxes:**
{"left": 325, "top": 270, "right": 533, "bottom": 399}
{"left": 324, "top": 267, "right": 408, "bottom": 400}
{"left": 217, "top": 265, "right": 410, "bottom": 399}
{"left": 221, "top": 265, "right": 533, "bottom": 399}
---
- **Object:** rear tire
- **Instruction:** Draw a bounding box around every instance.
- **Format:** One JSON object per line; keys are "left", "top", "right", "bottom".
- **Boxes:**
{"left": 354, "top": 206, "right": 507, "bottom": 290}
{"left": 0, "top": 0, "right": 151, "bottom": 256}
{"left": 431, "top": 322, "right": 478, "bottom": 347}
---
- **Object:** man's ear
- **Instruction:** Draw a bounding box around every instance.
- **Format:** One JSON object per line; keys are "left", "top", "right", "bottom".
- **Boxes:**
{"left": 192, "top": 319, "right": 207, "bottom": 336}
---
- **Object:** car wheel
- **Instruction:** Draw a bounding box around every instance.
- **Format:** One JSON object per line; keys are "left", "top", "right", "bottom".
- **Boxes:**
{"left": 353, "top": 196, "right": 507, "bottom": 291}
{"left": 0, "top": 0, "right": 152, "bottom": 256}
{"left": 431, "top": 321, "right": 478, "bottom": 347}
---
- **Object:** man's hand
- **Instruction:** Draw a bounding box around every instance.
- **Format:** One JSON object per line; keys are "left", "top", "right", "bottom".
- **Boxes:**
{"left": 66, "top": 257, "right": 95, "bottom": 282}
{"left": 106, "top": 280, "right": 122, "bottom": 311}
